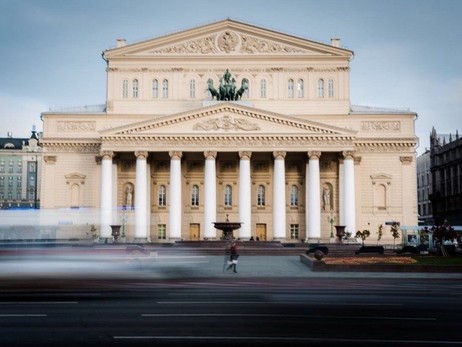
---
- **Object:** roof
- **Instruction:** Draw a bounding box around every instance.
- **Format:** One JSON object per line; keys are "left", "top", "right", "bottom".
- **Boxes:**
{"left": 350, "top": 105, "right": 414, "bottom": 115}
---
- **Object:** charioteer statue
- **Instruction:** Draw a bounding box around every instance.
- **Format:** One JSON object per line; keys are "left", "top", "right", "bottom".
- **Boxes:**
{"left": 207, "top": 69, "right": 248, "bottom": 101}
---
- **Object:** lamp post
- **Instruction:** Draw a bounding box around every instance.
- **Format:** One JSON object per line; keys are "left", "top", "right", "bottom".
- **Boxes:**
{"left": 34, "top": 155, "right": 38, "bottom": 209}
{"left": 120, "top": 207, "right": 127, "bottom": 241}
{"left": 328, "top": 213, "right": 335, "bottom": 238}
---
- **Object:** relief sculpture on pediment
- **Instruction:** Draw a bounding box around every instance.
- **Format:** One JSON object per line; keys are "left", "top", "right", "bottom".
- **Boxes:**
{"left": 193, "top": 115, "right": 260, "bottom": 131}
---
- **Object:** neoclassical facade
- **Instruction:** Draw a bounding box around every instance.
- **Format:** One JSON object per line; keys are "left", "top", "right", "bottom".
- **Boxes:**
{"left": 40, "top": 19, "right": 418, "bottom": 242}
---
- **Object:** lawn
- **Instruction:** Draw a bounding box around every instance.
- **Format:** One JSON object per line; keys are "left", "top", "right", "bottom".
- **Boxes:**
{"left": 322, "top": 255, "right": 462, "bottom": 266}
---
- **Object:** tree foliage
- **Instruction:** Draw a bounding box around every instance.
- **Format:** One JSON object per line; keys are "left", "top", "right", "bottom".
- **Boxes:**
{"left": 355, "top": 229, "right": 370, "bottom": 245}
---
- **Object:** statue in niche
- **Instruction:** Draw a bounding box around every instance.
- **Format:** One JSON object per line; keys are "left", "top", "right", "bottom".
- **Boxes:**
{"left": 323, "top": 186, "right": 331, "bottom": 211}
{"left": 125, "top": 185, "right": 133, "bottom": 208}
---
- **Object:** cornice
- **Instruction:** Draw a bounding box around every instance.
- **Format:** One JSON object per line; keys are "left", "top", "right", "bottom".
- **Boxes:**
{"left": 41, "top": 139, "right": 101, "bottom": 153}
{"left": 100, "top": 134, "right": 355, "bottom": 151}
{"left": 102, "top": 102, "right": 356, "bottom": 136}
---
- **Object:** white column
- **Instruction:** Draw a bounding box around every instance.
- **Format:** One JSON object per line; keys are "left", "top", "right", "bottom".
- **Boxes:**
{"left": 99, "top": 151, "right": 113, "bottom": 239}
{"left": 169, "top": 151, "right": 182, "bottom": 240}
{"left": 204, "top": 151, "right": 217, "bottom": 240}
{"left": 239, "top": 151, "right": 252, "bottom": 240}
{"left": 307, "top": 151, "right": 321, "bottom": 240}
{"left": 273, "top": 151, "right": 286, "bottom": 240}
{"left": 134, "top": 151, "right": 148, "bottom": 242}
{"left": 343, "top": 151, "right": 356, "bottom": 236}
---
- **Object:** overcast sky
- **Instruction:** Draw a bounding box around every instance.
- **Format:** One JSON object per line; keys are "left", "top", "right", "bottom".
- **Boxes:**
{"left": 0, "top": 0, "right": 461, "bottom": 154}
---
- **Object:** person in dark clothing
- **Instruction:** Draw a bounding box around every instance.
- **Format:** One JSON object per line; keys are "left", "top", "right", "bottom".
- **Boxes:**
{"left": 226, "top": 241, "right": 239, "bottom": 273}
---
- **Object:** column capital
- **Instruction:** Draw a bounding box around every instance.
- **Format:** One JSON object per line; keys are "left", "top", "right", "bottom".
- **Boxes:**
{"left": 273, "top": 151, "right": 287, "bottom": 160}
{"left": 169, "top": 151, "right": 183, "bottom": 160}
{"left": 307, "top": 151, "right": 321, "bottom": 160}
{"left": 239, "top": 151, "right": 252, "bottom": 160}
{"left": 204, "top": 151, "right": 217, "bottom": 160}
{"left": 100, "top": 150, "right": 114, "bottom": 160}
{"left": 134, "top": 151, "right": 148, "bottom": 160}
{"left": 342, "top": 150, "right": 355, "bottom": 160}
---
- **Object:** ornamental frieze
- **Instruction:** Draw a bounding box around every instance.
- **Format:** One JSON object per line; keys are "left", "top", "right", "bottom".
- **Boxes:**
{"left": 148, "top": 31, "right": 306, "bottom": 55}
{"left": 57, "top": 121, "right": 96, "bottom": 132}
{"left": 193, "top": 115, "right": 260, "bottom": 131}
{"left": 42, "top": 142, "right": 100, "bottom": 153}
{"left": 361, "top": 121, "right": 401, "bottom": 132}
{"left": 102, "top": 136, "right": 353, "bottom": 148}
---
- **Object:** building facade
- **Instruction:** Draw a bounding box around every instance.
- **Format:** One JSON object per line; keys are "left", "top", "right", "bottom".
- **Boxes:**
{"left": 40, "top": 19, "right": 418, "bottom": 242}
{"left": 0, "top": 129, "right": 41, "bottom": 210}
{"left": 416, "top": 149, "right": 433, "bottom": 225}
{"left": 428, "top": 127, "right": 462, "bottom": 225}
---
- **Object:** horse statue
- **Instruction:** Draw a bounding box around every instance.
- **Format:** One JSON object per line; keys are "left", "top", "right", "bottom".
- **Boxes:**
{"left": 207, "top": 79, "right": 220, "bottom": 100}
{"left": 219, "top": 78, "right": 234, "bottom": 101}
{"left": 235, "top": 78, "right": 249, "bottom": 100}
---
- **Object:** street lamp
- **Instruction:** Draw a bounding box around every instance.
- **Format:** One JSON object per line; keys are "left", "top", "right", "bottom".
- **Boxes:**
{"left": 328, "top": 212, "right": 335, "bottom": 238}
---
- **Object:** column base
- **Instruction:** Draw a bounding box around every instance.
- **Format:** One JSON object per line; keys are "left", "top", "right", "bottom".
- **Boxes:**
{"left": 272, "top": 237, "right": 287, "bottom": 242}
{"left": 133, "top": 237, "right": 148, "bottom": 243}
{"left": 306, "top": 238, "right": 322, "bottom": 244}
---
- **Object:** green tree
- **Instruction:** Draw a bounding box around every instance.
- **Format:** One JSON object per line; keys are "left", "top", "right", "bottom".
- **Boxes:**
{"left": 355, "top": 229, "right": 370, "bottom": 245}
{"left": 377, "top": 224, "right": 383, "bottom": 245}
{"left": 390, "top": 224, "right": 400, "bottom": 248}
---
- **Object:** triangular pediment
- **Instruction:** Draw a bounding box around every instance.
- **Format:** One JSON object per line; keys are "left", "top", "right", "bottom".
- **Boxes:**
{"left": 101, "top": 102, "right": 356, "bottom": 137}
{"left": 104, "top": 19, "right": 352, "bottom": 58}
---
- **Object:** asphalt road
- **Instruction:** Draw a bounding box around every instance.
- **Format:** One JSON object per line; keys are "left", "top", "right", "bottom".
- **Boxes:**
{"left": 1, "top": 278, "right": 461, "bottom": 347}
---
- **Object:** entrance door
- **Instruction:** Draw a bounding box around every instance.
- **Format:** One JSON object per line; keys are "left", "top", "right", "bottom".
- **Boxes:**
{"left": 189, "top": 223, "right": 200, "bottom": 240}
{"left": 256, "top": 224, "right": 267, "bottom": 241}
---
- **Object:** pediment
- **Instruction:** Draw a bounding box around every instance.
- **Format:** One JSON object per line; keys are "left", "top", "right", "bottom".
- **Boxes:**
{"left": 104, "top": 19, "right": 352, "bottom": 58}
{"left": 101, "top": 102, "right": 356, "bottom": 138}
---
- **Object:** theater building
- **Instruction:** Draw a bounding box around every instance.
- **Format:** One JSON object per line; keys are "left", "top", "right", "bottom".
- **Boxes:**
{"left": 40, "top": 19, "right": 418, "bottom": 242}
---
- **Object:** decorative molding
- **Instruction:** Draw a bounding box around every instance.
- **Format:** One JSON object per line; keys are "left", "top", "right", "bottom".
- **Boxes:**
{"left": 57, "top": 121, "right": 96, "bottom": 132}
{"left": 400, "top": 156, "right": 413, "bottom": 164}
{"left": 102, "top": 135, "right": 353, "bottom": 149}
{"left": 147, "top": 32, "right": 306, "bottom": 55}
{"left": 42, "top": 142, "right": 101, "bottom": 153}
{"left": 217, "top": 31, "right": 239, "bottom": 53}
{"left": 361, "top": 121, "right": 401, "bottom": 132}
{"left": 43, "top": 155, "right": 57, "bottom": 164}
{"left": 193, "top": 115, "right": 260, "bottom": 131}
{"left": 65, "top": 172, "right": 86, "bottom": 185}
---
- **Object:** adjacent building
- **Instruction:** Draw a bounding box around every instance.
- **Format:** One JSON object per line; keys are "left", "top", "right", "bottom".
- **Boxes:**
{"left": 426, "top": 127, "right": 462, "bottom": 226}
{"left": 39, "top": 19, "right": 418, "bottom": 242}
{"left": 0, "top": 129, "right": 41, "bottom": 210}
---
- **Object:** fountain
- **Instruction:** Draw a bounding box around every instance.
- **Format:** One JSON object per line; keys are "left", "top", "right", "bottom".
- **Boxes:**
{"left": 213, "top": 215, "right": 242, "bottom": 240}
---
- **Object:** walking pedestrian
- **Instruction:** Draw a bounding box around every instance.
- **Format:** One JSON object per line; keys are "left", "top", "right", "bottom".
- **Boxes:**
{"left": 226, "top": 241, "right": 239, "bottom": 273}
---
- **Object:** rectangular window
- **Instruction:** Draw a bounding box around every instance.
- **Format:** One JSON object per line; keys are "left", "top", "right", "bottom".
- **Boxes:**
{"left": 158, "top": 224, "right": 166, "bottom": 240}
{"left": 290, "top": 224, "right": 299, "bottom": 240}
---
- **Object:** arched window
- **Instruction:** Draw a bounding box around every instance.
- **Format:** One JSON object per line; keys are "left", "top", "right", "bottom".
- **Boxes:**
{"left": 158, "top": 185, "right": 166, "bottom": 206}
{"left": 191, "top": 185, "right": 199, "bottom": 206}
{"left": 328, "top": 79, "right": 334, "bottom": 97}
{"left": 122, "top": 79, "right": 129, "bottom": 98}
{"left": 224, "top": 185, "right": 232, "bottom": 207}
{"left": 317, "top": 79, "right": 324, "bottom": 97}
{"left": 132, "top": 79, "right": 139, "bottom": 98}
{"left": 297, "top": 79, "right": 304, "bottom": 98}
{"left": 189, "top": 79, "right": 196, "bottom": 98}
{"left": 162, "top": 79, "right": 169, "bottom": 98}
{"left": 257, "top": 185, "right": 266, "bottom": 207}
{"left": 152, "top": 79, "right": 159, "bottom": 98}
{"left": 288, "top": 79, "right": 294, "bottom": 98}
{"left": 290, "top": 185, "right": 298, "bottom": 207}
{"left": 260, "top": 79, "right": 267, "bottom": 98}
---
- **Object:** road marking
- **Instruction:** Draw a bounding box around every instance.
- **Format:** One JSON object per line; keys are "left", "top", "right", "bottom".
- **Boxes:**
{"left": 142, "top": 313, "right": 434, "bottom": 321}
{"left": 0, "top": 301, "right": 78, "bottom": 305}
{"left": 0, "top": 314, "right": 47, "bottom": 317}
{"left": 113, "top": 336, "right": 461, "bottom": 345}
{"left": 156, "top": 301, "right": 401, "bottom": 306}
